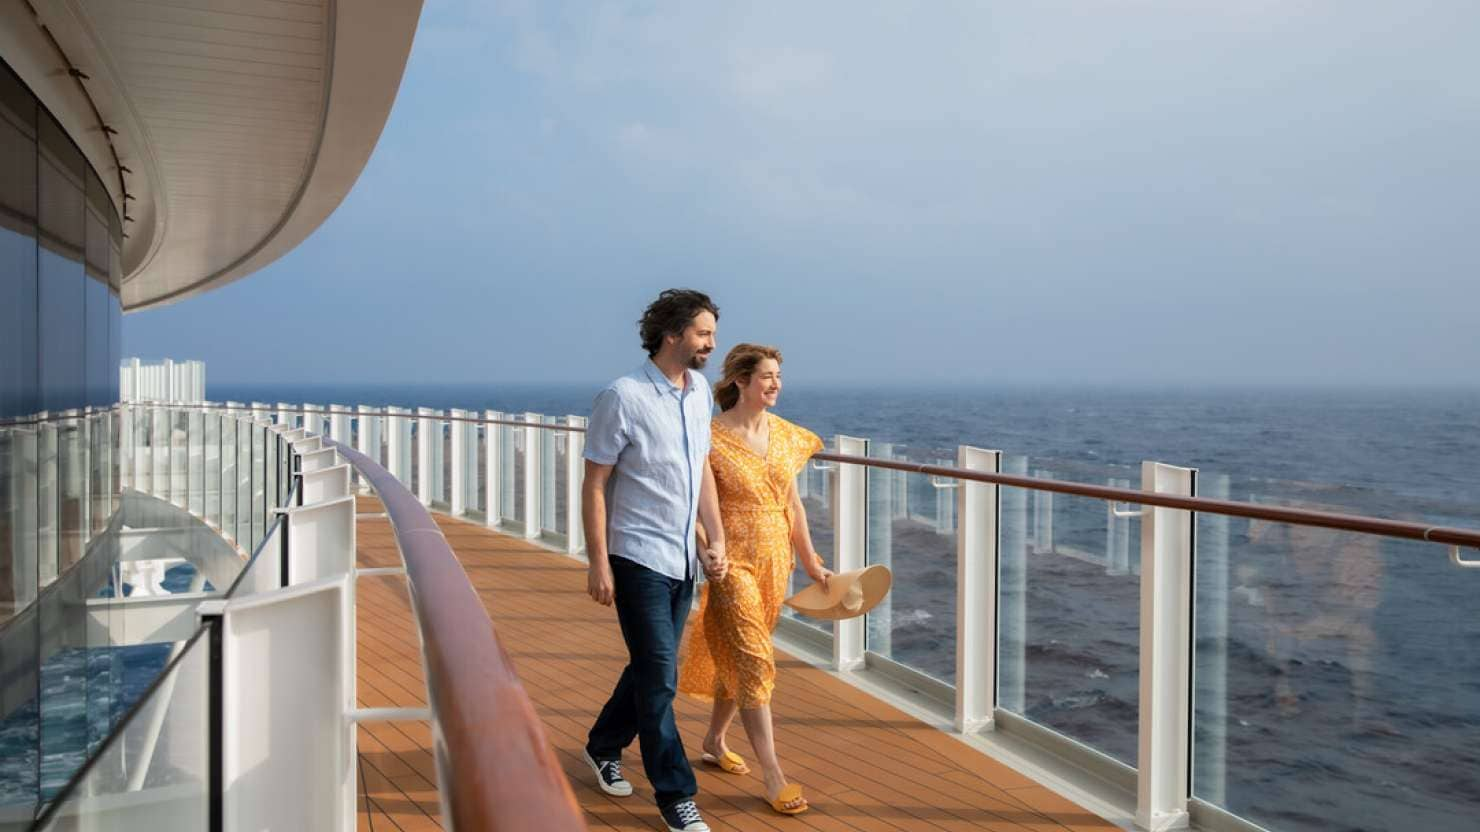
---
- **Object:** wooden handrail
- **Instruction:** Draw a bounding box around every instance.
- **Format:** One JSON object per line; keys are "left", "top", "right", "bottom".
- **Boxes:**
{"left": 329, "top": 439, "right": 586, "bottom": 831}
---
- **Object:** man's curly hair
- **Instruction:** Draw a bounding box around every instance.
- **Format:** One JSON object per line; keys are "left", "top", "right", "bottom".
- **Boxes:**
{"left": 638, "top": 289, "right": 720, "bottom": 357}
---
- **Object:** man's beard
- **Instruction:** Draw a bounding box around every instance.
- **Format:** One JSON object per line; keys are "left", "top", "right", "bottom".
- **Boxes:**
{"left": 688, "top": 351, "right": 711, "bottom": 370}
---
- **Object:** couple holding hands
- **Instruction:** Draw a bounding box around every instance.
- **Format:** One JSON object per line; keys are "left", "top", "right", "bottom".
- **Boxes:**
{"left": 580, "top": 289, "right": 831, "bottom": 831}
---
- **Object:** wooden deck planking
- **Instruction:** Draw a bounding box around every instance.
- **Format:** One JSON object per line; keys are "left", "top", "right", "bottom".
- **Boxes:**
{"left": 353, "top": 497, "right": 1117, "bottom": 831}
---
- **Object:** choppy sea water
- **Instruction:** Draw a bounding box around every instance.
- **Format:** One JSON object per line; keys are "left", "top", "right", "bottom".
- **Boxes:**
{"left": 10, "top": 383, "right": 1478, "bottom": 830}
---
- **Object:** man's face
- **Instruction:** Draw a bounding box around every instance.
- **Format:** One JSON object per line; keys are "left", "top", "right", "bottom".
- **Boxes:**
{"left": 674, "top": 311, "right": 717, "bottom": 370}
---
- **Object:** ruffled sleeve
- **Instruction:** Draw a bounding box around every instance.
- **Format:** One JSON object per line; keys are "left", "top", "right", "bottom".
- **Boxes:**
{"left": 778, "top": 416, "right": 824, "bottom": 480}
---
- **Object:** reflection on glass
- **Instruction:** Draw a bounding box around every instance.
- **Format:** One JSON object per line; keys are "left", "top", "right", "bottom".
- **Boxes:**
{"left": 553, "top": 425, "right": 569, "bottom": 535}
{"left": 220, "top": 418, "right": 236, "bottom": 539}
{"left": 998, "top": 458, "right": 1142, "bottom": 767}
{"left": 1193, "top": 479, "right": 1480, "bottom": 831}
{"left": 204, "top": 414, "right": 220, "bottom": 527}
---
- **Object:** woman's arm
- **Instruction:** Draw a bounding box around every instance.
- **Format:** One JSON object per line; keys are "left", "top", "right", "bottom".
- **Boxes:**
{"left": 789, "top": 481, "right": 830, "bottom": 587}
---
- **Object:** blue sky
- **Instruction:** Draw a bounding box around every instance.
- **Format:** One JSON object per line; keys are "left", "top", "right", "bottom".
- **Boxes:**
{"left": 125, "top": 1, "right": 1480, "bottom": 387}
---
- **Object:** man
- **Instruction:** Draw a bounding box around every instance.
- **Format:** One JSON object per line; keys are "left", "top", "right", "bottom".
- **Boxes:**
{"left": 582, "top": 289, "right": 728, "bottom": 832}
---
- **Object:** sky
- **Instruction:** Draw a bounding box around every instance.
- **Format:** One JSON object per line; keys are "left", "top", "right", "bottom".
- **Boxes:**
{"left": 124, "top": 1, "right": 1480, "bottom": 388}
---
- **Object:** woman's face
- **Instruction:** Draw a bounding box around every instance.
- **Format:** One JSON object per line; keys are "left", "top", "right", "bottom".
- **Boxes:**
{"left": 740, "top": 358, "right": 782, "bottom": 409}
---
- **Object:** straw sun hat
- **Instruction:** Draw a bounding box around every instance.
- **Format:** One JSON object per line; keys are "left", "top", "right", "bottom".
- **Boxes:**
{"left": 782, "top": 565, "right": 892, "bottom": 621}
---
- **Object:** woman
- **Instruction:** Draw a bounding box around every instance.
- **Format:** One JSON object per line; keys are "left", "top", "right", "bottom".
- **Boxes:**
{"left": 678, "top": 343, "right": 830, "bottom": 816}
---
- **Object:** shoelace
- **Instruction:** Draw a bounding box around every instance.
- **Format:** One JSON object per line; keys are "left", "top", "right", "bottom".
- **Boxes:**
{"left": 602, "top": 760, "right": 623, "bottom": 782}
{"left": 672, "top": 801, "right": 702, "bottom": 825}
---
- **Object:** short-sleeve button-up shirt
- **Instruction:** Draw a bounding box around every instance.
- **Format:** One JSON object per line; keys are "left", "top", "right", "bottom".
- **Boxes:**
{"left": 583, "top": 360, "right": 712, "bottom": 581}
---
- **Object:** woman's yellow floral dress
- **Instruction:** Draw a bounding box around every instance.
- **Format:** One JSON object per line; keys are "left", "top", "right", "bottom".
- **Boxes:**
{"left": 679, "top": 413, "right": 823, "bottom": 707}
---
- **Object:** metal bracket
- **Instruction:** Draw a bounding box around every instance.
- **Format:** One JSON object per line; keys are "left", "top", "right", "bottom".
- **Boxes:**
{"left": 1451, "top": 546, "right": 1480, "bottom": 569}
{"left": 811, "top": 461, "right": 836, "bottom": 471}
{"left": 930, "top": 476, "right": 959, "bottom": 490}
{"left": 1109, "top": 502, "right": 1145, "bottom": 519}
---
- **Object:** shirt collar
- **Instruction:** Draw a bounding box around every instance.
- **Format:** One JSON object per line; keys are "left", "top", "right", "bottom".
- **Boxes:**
{"left": 642, "top": 359, "right": 691, "bottom": 399}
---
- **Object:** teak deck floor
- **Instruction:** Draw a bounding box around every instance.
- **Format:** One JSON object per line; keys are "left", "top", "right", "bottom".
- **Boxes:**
{"left": 352, "top": 497, "right": 1116, "bottom": 832}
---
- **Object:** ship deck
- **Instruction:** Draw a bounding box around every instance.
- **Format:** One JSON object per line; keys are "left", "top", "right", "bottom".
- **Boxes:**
{"left": 351, "top": 496, "right": 1118, "bottom": 831}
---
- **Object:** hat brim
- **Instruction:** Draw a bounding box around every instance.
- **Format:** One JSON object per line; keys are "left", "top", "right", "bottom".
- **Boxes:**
{"left": 783, "top": 565, "right": 892, "bottom": 621}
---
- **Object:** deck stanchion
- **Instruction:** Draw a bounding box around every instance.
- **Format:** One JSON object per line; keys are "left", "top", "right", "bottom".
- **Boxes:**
{"left": 833, "top": 435, "right": 868, "bottom": 671}
{"left": 566, "top": 415, "right": 587, "bottom": 555}
{"left": 1135, "top": 461, "right": 1197, "bottom": 831}
{"left": 523, "top": 412, "right": 543, "bottom": 540}
{"left": 955, "top": 445, "right": 1001, "bottom": 734}
{"left": 330, "top": 404, "right": 350, "bottom": 447}
{"left": 416, "top": 407, "right": 438, "bottom": 507}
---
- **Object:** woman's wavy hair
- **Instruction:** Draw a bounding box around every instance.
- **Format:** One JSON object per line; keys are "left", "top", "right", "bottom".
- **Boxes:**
{"left": 715, "top": 343, "right": 783, "bottom": 412}
{"left": 638, "top": 289, "right": 720, "bottom": 358}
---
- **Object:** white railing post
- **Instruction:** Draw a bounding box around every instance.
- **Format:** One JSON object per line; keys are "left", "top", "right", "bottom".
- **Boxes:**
{"left": 277, "top": 402, "right": 294, "bottom": 429}
{"left": 523, "top": 413, "right": 542, "bottom": 539}
{"left": 833, "top": 435, "right": 868, "bottom": 671}
{"left": 565, "top": 416, "right": 586, "bottom": 554}
{"left": 416, "top": 407, "right": 438, "bottom": 507}
{"left": 1136, "top": 461, "right": 1197, "bottom": 832}
{"left": 485, "top": 410, "right": 502, "bottom": 527}
{"left": 450, "top": 408, "right": 468, "bottom": 515}
{"left": 329, "top": 404, "right": 350, "bottom": 446}
{"left": 955, "top": 445, "right": 1001, "bottom": 734}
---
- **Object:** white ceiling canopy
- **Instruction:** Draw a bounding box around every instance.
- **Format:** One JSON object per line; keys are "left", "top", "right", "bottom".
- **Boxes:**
{"left": 26, "top": 0, "right": 423, "bottom": 311}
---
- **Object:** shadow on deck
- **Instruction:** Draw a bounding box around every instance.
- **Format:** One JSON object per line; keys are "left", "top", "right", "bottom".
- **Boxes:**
{"left": 351, "top": 497, "right": 1117, "bottom": 831}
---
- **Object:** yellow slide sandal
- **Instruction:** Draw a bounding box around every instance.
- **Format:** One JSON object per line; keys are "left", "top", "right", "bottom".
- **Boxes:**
{"left": 700, "top": 750, "right": 750, "bottom": 775}
{"left": 769, "top": 783, "right": 808, "bottom": 815}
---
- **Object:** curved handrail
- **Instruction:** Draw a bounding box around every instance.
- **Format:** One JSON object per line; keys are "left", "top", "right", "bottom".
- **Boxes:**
{"left": 328, "top": 438, "right": 586, "bottom": 831}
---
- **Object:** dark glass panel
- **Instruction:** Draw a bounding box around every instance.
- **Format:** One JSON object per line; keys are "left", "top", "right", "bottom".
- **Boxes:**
{"left": 37, "top": 114, "right": 86, "bottom": 415}
{"left": 0, "top": 66, "right": 37, "bottom": 421}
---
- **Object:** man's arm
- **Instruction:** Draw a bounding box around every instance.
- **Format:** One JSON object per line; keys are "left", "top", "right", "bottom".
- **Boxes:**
{"left": 584, "top": 460, "right": 616, "bottom": 606}
{"left": 696, "top": 457, "right": 727, "bottom": 580}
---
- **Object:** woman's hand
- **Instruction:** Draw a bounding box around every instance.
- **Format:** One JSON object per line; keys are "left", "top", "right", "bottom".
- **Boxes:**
{"left": 806, "top": 560, "right": 832, "bottom": 592}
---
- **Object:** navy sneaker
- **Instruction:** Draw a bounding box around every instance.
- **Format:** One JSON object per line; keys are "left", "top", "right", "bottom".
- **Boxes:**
{"left": 660, "top": 799, "right": 710, "bottom": 832}
{"left": 583, "top": 749, "right": 632, "bottom": 797}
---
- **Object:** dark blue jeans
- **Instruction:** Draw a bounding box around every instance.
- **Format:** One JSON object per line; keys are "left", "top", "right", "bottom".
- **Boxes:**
{"left": 586, "top": 556, "right": 697, "bottom": 809}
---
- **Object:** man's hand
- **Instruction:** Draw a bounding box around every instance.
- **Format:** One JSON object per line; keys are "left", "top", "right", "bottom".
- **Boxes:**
{"left": 588, "top": 559, "right": 615, "bottom": 606}
{"left": 699, "top": 545, "right": 728, "bottom": 581}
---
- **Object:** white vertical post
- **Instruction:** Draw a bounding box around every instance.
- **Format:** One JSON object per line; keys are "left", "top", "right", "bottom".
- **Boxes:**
{"left": 355, "top": 406, "right": 376, "bottom": 458}
{"left": 1136, "top": 461, "right": 1197, "bottom": 832}
{"left": 833, "top": 435, "right": 868, "bottom": 671}
{"left": 955, "top": 445, "right": 1001, "bottom": 734}
{"left": 565, "top": 416, "right": 586, "bottom": 554}
{"left": 386, "top": 407, "right": 407, "bottom": 485}
{"left": 303, "top": 403, "right": 323, "bottom": 437}
{"left": 450, "top": 408, "right": 467, "bottom": 515}
{"left": 523, "top": 413, "right": 542, "bottom": 539}
{"left": 416, "top": 407, "right": 437, "bottom": 507}
{"left": 277, "top": 402, "right": 294, "bottom": 429}
{"left": 485, "top": 410, "right": 502, "bottom": 527}
{"left": 329, "top": 404, "right": 350, "bottom": 446}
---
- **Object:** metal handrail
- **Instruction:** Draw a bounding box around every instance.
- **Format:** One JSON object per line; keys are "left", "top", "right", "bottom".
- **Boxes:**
{"left": 178, "top": 403, "right": 1480, "bottom": 553}
{"left": 328, "top": 438, "right": 586, "bottom": 831}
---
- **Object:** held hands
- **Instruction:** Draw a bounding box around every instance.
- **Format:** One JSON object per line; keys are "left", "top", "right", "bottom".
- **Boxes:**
{"left": 587, "top": 559, "right": 615, "bottom": 607}
{"left": 699, "top": 542, "right": 728, "bottom": 581}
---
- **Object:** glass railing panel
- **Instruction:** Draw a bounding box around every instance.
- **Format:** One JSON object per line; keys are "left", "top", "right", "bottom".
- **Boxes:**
{"left": 203, "top": 414, "right": 220, "bottom": 529}
{"left": 130, "top": 407, "right": 149, "bottom": 496}
{"left": 510, "top": 422, "right": 526, "bottom": 531}
{"left": 409, "top": 420, "right": 420, "bottom": 496}
{"left": 541, "top": 416, "right": 558, "bottom": 535}
{"left": 186, "top": 412, "right": 203, "bottom": 517}
{"left": 783, "top": 437, "right": 834, "bottom": 634}
{"left": 35, "top": 626, "right": 209, "bottom": 830}
{"left": 225, "top": 519, "right": 283, "bottom": 599}
{"left": 997, "top": 456, "right": 1143, "bottom": 768}
{"left": 169, "top": 411, "right": 187, "bottom": 508}
{"left": 220, "top": 417, "right": 236, "bottom": 540}
{"left": 465, "top": 423, "right": 484, "bottom": 521}
{"left": 432, "top": 418, "right": 446, "bottom": 508}
{"left": 1192, "top": 480, "right": 1480, "bottom": 831}
{"left": 250, "top": 424, "right": 266, "bottom": 551}
{"left": 265, "top": 430, "right": 278, "bottom": 518}
{"left": 234, "top": 420, "right": 250, "bottom": 548}
{"left": 88, "top": 413, "right": 109, "bottom": 539}
{"left": 552, "top": 421, "right": 569, "bottom": 536}
{"left": 864, "top": 443, "right": 957, "bottom": 685}
{"left": 149, "top": 409, "right": 167, "bottom": 502}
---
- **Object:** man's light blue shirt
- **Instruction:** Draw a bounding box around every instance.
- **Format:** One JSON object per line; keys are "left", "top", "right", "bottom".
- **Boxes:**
{"left": 584, "top": 360, "right": 712, "bottom": 582}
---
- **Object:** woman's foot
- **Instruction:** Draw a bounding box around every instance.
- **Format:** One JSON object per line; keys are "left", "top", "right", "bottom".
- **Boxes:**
{"left": 700, "top": 735, "right": 750, "bottom": 775}
{"left": 764, "top": 770, "right": 807, "bottom": 814}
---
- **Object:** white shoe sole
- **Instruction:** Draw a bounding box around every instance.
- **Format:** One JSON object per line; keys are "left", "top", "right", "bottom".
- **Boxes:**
{"left": 583, "top": 750, "right": 632, "bottom": 797}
